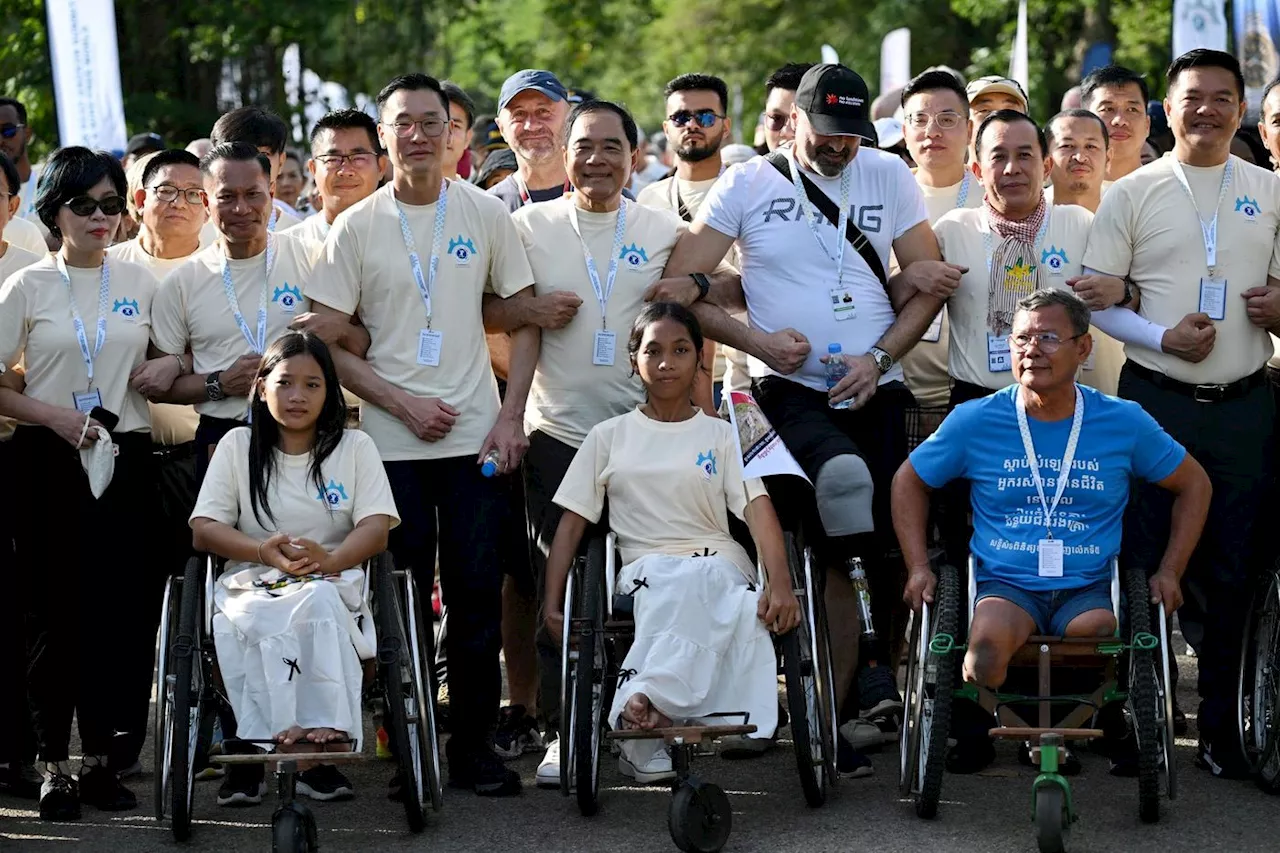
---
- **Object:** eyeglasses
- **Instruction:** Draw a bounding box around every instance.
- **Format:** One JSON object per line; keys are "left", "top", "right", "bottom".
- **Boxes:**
{"left": 383, "top": 118, "right": 447, "bottom": 139}
{"left": 64, "top": 195, "right": 127, "bottom": 217}
{"left": 1008, "top": 332, "right": 1084, "bottom": 353}
{"left": 761, "top": 112, "right": 790, "bottom": 132}
{"left": 0, "top": 124, "right": 25, "bottom": 140}
{"left": 905, "top": 111, "right": 964, "bottom": 131}
{"left": 668, "top": 109, "right": 724, "bottom": 129}
{"left": 150, "top": 185, "right": 205, "bottom": 205}
{"left": 314, "top": 151, "right": 378, "bottom": 168}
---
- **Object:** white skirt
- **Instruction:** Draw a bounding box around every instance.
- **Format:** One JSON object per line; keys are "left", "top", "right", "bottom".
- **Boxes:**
{"left": 212, "top": 567, "right": 376, "bottom": 745}
{"left": 607, "top": 553, "right": 777, "bottom": 759}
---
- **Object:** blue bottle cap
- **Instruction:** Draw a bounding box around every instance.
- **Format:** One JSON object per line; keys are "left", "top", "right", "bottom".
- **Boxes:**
{"left": 828, "top": 343, "right": 842, "bottom": 353}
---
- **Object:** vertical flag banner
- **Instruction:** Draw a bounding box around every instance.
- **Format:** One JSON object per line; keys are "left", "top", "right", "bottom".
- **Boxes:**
{"left": 880, "top": 28, "right": 912, "bottom": 96}
{"left": 45, "top": 0, "right": 128, "bottom": 151}
{"left": 1173, "top": 0, "right": 1229, "bottom": 56}
{"left": 1236, "top": 0, "right": 1280, "bottom": 120}
{"left": 821, "top": 44, "right": 841, "bottom": 66}
{"left": 1010, "top": 0, "right": 1029, "bottom": 95}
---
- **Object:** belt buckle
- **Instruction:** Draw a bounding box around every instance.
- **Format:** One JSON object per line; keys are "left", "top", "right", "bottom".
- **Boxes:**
{"left": 1193, "top": 383, "right": 1227, "bottom": 403}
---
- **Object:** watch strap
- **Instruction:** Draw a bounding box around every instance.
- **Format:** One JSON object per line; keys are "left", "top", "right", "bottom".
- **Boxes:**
{"left": 690, "top": 272, "right": 711, "bottom": 302}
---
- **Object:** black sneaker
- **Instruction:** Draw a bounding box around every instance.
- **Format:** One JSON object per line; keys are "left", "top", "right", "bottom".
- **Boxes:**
{"left": 217, "top": 764, "right": 266, "bottom": 806}
{"left": 297, "top": 765, "right": 355, "bottom": 801}
{"left": 946, "top": 737, "right": 996, "bottom": 774}
{"left": 448, "top": 747, "right": 521, "bottom": 796}
{"left": 493, "top": 705, "right": 545, "bottom": 760}
{"left": 1196, "top": 738, "right": 1252, "bottom": 780}
{"left": 836, "top": 733, "right": 874, "bottom": 778}
{"left": 0, "top": 762, "right": 42, "bottom": 799}
{"left": 78, "top": 765, "right": 137, "bottom": 811}
{"left": 39, "top": 773, "right": 80, "bottom": 821}
{"left": 1173, "top": 703, "right": 1188, "bottom": 738}
{"left": 857, "top": 665, "right": 904, "bottom": 727}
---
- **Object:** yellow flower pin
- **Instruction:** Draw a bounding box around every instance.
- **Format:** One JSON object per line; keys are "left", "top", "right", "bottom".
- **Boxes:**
{"left": 1004, "top": 256, "right": 1037, "bottom": 292}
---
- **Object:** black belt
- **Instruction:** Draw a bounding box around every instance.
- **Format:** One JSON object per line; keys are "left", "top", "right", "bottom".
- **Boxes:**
{"left": 1125, "top": 361, "right": 1266, "bottom": 404}
{"left": 154, "top": 441, "right": 196, "bottom": 462}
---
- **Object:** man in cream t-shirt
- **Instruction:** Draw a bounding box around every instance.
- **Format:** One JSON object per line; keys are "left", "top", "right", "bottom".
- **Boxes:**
{"left": 305, "top": 74, "right": 538, "bottom": 797}
{"left": 1044, "top": 110, "right": 1113, "bottom": 213}
{"left": 1082, "top": 49, "right": 1280, "bottom": 779}
{"left": 199, "top": 106, "right": 303, "bottom": 246}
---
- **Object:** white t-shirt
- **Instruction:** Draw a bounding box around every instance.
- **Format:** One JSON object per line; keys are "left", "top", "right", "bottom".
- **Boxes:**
{"left": 0, "top": 242, "right": 42, "bottom": 440}
{"left": 699, "top": 149, "right": 926, "bottom": 391}
{"left": 17, "top": 165, "right": 41, "bottom": 223}
{"left": 636, "top": 176, "right": 719, "bottom": 221}
{"left": 515, "top": 197, "right": 682, "bottom": 448}
{"left": 151, "top": 232, "right": 315, "bottom": 420}
{"left": 554, "top": 408, "right": 767, "bottom": 581}
{"left": 192, "top": 427, "right": 400, "bottom": 581}
{"left": 1084, "top": 154, "right": 1280, "bottom": 384}
{"left": 0, "top": 255, "right": 158, "bottom": 433}
{"left": 306, "top": 181, "right": 534, "bottom": 462}
{"left": 283, "top": 213, "right": 333, "bottom": 262}
{"left": 5, "top": 217, "right": 46, "bottom": 256}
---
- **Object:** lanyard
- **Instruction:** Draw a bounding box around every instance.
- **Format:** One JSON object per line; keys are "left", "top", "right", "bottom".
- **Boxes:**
{"left": 982, "top": 205, "right": 1052, "bottom": 276}
{"left": 955, "top": 172, "right": 972, "bottom": 209}
{"left": 56, "top": 255, "right": 110, "bottom": 389}
{"left": 395, "top": 180, "right": 449, "bottom": 327}
{"left": 267, "top": 206, "right": 279, "bottom": 233}
{"left": 1015, "top": 385, "right": 1084, "bottom": 539}
{"left": 569, "top": 199, "right": 628, "bottom": 329}
{"left": 1169, "top": 157, "right": 1233, "bottom": 276}
{"left": 516, "top": 176, "right": 572, "bottom": 207}
{"left": 221, "top": 236, "right": 276, "bottom": 354}
{"left": 788, "top": 151, "right": 851, "bottom": 288}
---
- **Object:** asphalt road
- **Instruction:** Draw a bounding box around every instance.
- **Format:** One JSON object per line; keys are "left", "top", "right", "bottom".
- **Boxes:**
{"left": 3, "top": 641, "right": 1279, "bottom": 852}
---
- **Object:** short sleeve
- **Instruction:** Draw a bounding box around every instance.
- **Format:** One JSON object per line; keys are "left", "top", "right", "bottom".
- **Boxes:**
{"left": 553, "top": 425, "right": 607, "bottom": 523}
{"left": 150, "top": 270, "right": 189, "bottom": 355}
{"left": 0, "top": 273, "right": 30, "bottom": 368}
{"left": 484, "top": 200, "right": 535, "bottom": 298}
{"left": 934, "top": 214, "right": 958, "bottom": 259}
{"left": 349, "top": 432, "right": 400, "bottom": 529}
{"left": 1081, "top": 186, "right": 1136, "bottom": 277}
{"left": 1126, "top": 404, "right": 1187, "bottom": 483}
{"left": 698, "top": 162, "right": 750, "bottom": 240}
{"left": 306, "top": 213, "right": 363, "bottom": 315}
{"left": 908, "top": 404, "right": 973, "bottom": 488}
{"left": 190, "top": 428, "right": 246, "bottom": 527}
{"left": 1269, "top": 223, "right": 1280, "bottom": 281}
{"left": 890, "top": 157, "right": 928, "bottom": 240}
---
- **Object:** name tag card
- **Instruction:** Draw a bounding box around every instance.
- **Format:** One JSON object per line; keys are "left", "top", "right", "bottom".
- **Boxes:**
{"left": 988, "top": 333, "right": 1012, "bottom": 373}
{"left": 417, "top": 329, "right": 443, "bottom": 367}
{"left": 593, "top": 330, "right": 616, "bottom": 366}
{"left": 829, "top": 286, "right": 856, "bottom": 321}
{"left": 1038, "top": 538, "right": 1064, "bottom": 578}
{"left": 73, "top": 388, "right": 103, "bottom": 414}
{"left": 1199, "top": 277, "right": 1227, "bottom": 321}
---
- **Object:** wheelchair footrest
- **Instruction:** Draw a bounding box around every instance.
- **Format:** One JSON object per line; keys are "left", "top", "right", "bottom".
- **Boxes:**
{"left": 989, "top": 727, "right": 1104, "bottom": 741}
{"left": 607, "top": 724, "right": 756, "bottom": 746}
{"left": 213, "top": 751, "right": 364, "bottom": 765}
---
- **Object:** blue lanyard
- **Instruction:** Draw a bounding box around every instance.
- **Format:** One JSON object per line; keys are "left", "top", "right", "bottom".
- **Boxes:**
{"left": 220, "top": 236, "right": 275, "bottom": 354}
{"left": 56, "top": 255, "right": 110, "bottom": 388}
{"left": 395, "top": 180, "right": 449, "bottom": 327}
{"left": 568, "top": 199, "right": 628, "bottom": 329}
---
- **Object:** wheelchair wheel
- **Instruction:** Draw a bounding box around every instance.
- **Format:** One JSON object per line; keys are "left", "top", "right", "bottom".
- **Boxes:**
{"left": 573, "top": 536, "right": 609, "bottom": 817}
{"left": 1034, "top": 785, "right": 1069, "bottom": 853}
{"left": 782, "top": 533, "right": 837, "bottom": 807}
{"left": 154, "top": 574, "right": 180, "bottom": 822}
{"left": 1238, "top": 568, "right": 1280, "bottom": 793}
{"left": 1125, "top": 565, "right": 1162, "bottom": 824}
{"left": 404, "top": 561, "right": 444, "bottom": 812}
{"left": 915, "top": 561, "right": 960, "bottom": 820}
{"left": 668, "top": 779, "right": 732, "bottom": 853}
{"left": 559, "top": 565, "right": 577, "bottom": 796}
{"left": 168, "top": 557, "right": 209, "bottom": 841}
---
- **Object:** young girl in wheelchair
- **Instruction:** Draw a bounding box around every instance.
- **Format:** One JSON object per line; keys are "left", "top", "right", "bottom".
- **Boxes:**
{"left": 191, "top": 332, "right": 398, "bottom": 805}
{"left": 543, "top": 302, "right": 801, "bottom": 782}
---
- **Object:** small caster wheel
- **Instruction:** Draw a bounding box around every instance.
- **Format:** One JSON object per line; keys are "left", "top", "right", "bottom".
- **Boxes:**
{"left": 273, "top": 803, "right": 318, "bottom": 853}
{"left": 1035, "top": 786, "right": 1070, "bottom": 853}
{"left": 668, "top": 780, "right": 732, "bottom": 853}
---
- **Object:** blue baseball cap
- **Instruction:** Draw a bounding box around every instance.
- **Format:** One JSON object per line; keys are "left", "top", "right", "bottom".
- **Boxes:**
{"left": 498, "top": 69, "right": 568, "bottom": 112}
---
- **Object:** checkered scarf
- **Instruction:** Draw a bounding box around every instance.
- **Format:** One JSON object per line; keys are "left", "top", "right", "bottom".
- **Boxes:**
{"left": 985, "top": 195, "right": 1049, "bottom": 336}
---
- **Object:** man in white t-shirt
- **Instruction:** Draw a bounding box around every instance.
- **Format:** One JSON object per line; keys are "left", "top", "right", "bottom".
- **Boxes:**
{"left": 284, "top": 110, "right": 387, "bottom": 254}
{"left": 305, "top": 73, "right": 539, "bottom": 797}
{"left": 110, "top": 149, "right": 208, "bottom": 277}
{"left": 1081, "top": 49, "right": 1280, "bottom": 779}
{"left": 1045, "top": 109, "right": 1112, "bottom": 213}
{"left": 208, "top": 107, "right": 303, "bottom": 233}
{"left": 1081, "top": 65, "right": 1152, "bottom": 184}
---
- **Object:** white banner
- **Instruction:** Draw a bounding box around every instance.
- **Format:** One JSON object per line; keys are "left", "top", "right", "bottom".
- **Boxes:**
{"left": 880, "top": 29, "right": 911, "bottom": 95}
{"left": 1174, "top": 0, "right": 1229, "bottom": 57}
{"left": 1010, "top": 0, "right": 1029, "bottom": 95}
{"left": 46, "top": 0, "right": 128, "bottom": 152}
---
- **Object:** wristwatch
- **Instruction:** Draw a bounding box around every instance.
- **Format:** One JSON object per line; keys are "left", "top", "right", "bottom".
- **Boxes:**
{"left": 1116, "top": 278, "right": 1135, "bottom": 307}
{"left": 689, "top": 272, "right": 711, "bottom": 302}
{"left": 206, "top": 371, "right": 227, "bottom": 402}
{"left": 868, "top": 346, "right": 894, "bottom": 375}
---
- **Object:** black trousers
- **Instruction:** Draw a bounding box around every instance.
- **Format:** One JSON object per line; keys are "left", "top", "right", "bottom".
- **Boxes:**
{"left": 384, "top": 455, "right": 508, "bottom": 753}
{"left": 0, "top": 439, "right": 36, "bottom": 765}
{"left": 194, "top": 415, "right": 245, "bottom": 483}
{"left": 1118, "top": 364, "right": 1274, "bottom": 742}
{"left": 13, "top": 427, "right": 162, "bottom": 763}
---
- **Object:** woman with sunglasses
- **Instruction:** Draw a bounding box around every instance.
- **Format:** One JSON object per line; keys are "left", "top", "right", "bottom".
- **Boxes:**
{"left": 0, "top": 146, "right": 162, "bottom": 821}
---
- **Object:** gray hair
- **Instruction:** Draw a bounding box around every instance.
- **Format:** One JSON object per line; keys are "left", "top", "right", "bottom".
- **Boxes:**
{"left": 1017, "top": 288, "right": 1091, "bottom": 336}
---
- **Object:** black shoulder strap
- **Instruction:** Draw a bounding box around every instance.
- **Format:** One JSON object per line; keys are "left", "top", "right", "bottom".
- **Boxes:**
{"left": 766, "top": 151, "right": 888, "bottom": 290}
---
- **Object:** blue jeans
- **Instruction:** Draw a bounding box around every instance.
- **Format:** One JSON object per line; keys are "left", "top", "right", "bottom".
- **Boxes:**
{"left": 975, "top": 578, "right": 1114, "bottom": 636}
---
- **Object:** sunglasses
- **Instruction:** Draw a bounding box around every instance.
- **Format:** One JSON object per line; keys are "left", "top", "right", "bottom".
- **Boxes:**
{"left": 668, "top": 109, "right": 724, "bottom": 129}
{"left": 64, "top": 195, "right": 127, "bottom": 217}
{"left": 761, "top": 112, "right": 790, "bottom": 132}
{"left": 0, "top": 124, "right": 24, "bottom": 140}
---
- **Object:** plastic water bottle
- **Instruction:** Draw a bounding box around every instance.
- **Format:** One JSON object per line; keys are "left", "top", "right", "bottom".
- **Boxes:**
{"left": 480, "top": 449, "right": 501, "bottom": 477}
{"left": 847, "top": 557, "right": 877, "bottom": 644}
{"left": 825, "top": 343, "right": 851, "bottom": 410}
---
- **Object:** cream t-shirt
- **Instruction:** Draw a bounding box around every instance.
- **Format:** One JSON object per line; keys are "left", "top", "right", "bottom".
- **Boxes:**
{"left": 0, "top": 255, "right": 157, "bottom": 433}
{"left": 198, "top": 202, "right": 305, "bottom": 247}
{"left": 306, "top": 181, "right": 534, "bottom": 462}
{"left": 554, "top": 408, "right": 767, "bottom": 581}
{"left": 0, "top": 242, "right": 42, "bottom": 440}
{"left": 283, "top": 213, "right": 332, "bottom": 262}
{"left": 192, "top": 427, "right": 400, "bottom": 580}
{"left": 515, "top": 197, "right": 682, "bottom": 448}
{"left": 935, "top": 203, "right": 1125, "bottom": 394}
{"left": 4, "top": 217, "right": 47, "bottom": 256}
{"left": 151, "top": 232, "right": 314, "bottom": 420}
{"left": 1084, "top": 154, "right": 1280, "bottom": 384}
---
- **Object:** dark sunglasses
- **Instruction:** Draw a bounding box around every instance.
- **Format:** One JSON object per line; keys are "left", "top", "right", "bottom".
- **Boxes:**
{"left": 760, "top": 112, "right": 789, "bottom": 132}
{"left": 668, "top": 109, "right": 724, "bottom": 129}
{"left": 64, "top": 195, "right": 127, "bottom": 217}
{"left": 0, "top": 124, "right": 24, "bottom": 140}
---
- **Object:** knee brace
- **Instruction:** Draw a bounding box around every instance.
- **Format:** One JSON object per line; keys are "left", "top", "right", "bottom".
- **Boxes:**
{"left": 814, "top": 454, "right": 875, "bottom": 537}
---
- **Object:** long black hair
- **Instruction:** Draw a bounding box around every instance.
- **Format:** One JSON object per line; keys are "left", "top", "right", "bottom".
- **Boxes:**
{"left": 247, "top": 332, "right": 348, "bottom": 528}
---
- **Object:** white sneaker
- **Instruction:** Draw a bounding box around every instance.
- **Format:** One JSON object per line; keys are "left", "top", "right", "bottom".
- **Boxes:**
{"left": 618, "top": 746, "right": 676, "bottom": 784}
{"left": 840, "top": 718, "right": 888, "bottom": 751}
{"left": 535, "top": 739, "right": 560, "bottom": 789}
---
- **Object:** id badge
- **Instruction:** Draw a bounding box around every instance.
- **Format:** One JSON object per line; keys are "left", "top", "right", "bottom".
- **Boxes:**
{"left": 1199, "top": 277, "right": 1227, "bottom": 321}
{"left": 922, "top": 309, "right": 943, "bottom": 344}
{"left": 417, "top": 329, "right": 443, "bottom": 367}
{"left": 1038, "top": 538, "right": 1064, "bottom": 578}
{"left": 987, "top": 333, "right": 1012, "bottom": 373}
{"left": 592, "top": 329, "right": 616, "bottom": 366}
{"left": 829, "top": 286, "right": 856, "bottom": 321}
{"left": 73, "top": 388, "right": 103, "bottom": 414}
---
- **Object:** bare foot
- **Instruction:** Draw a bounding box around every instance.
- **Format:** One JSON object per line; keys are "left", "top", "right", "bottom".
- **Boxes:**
{"left": 276, "top": 725, "right": 310, "bottom": 746}
{"left": 620, "top": 693, "right": 673, "bottom": 730}
{"left": 306, "top": 727, "right": 347, "bottom": 745}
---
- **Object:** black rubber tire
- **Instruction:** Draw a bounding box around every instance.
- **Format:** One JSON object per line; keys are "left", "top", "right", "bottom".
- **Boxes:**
{"left": 1240, "top": 570, "right": 1280, "bottom": 794}
{"left": 667, "top": 781, "right": 733, "bottom": 853}
{"left": 153, "top": 575, "right": 179, "bottom": 822}
{"left": 781, "top": 533, "right": 825, "bottom": 808}
{"left": 574, "top": 536, "right": 607, "bottom": 817}
{"left": 271, "top": 805, "right": 317, "bottom": 853}
{"left": 1126, "top": 565, "right": 1161, "bottom": 824}
{"left": 404, "top": 566, "right": 444, "bottom": 813}
{"left": 1035, "top": 785, "right": 1069, "bottom": 853}
{"left": 917, "top": 561, "right": 960, "bottom": 820}
{"left": 170, "top": 557, "right": 204, "bottom": 841}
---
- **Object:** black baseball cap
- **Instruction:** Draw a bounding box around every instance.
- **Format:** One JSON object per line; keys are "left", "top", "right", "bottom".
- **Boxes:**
{"left": 126, "top": 132, "right": 166, "bottom": 156}
{"left": 794, "top": 64, "right": 876, "bottom": 140}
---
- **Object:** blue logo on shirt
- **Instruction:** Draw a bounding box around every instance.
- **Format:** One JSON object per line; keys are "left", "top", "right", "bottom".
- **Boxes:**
{"left": 1235, "top": 196, "right": 1260, "bottom": 221}
{"left": 273, "top": 284, "right": 302, "bottom": 313}
{"left": 316, "top": 480, "right": 349, "bottom": 507}
{"left": 696, "top": 450, "right": 717, "bottom": 480}
{"left": 112, "top": 298, "right": 140, "bottom": 321}
{"left": 620, "top": 243, "right": 649, "bottom": 268}
{"left": 448, "top": 235, "right": 476, "bottom": 265}
{"left": 1040, "top": 246, "right": 1068, "bottom": 273}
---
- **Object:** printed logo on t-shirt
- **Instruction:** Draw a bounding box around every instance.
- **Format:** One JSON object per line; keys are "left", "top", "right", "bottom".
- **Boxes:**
{"left": 316, "top": 479, "right": 350, "bottom": 508}
{"left": 273, "top": 284, "right": 302, "bottom": 313}
{"left": 696, "top": 450, "right": 717, "bottom": 481}
{"left": 1040, "top": 246, "right": 1068, "bottom": 275}
{"left": 1235, "top": 196, "right": 1260, "bottom": 221}
{"left": 112, "top": 298, "right": 141, "bottom": 322}
{"left": 448, "top": 235, "right": 476, "bottom": 266}
{"left": 620, "top": 243, "right": 649, "bottom": 269}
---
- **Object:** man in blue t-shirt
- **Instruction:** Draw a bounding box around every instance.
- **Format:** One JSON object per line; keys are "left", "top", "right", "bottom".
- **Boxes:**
{"left": 891, "top": 288, "right": 1211, "bottom": 772}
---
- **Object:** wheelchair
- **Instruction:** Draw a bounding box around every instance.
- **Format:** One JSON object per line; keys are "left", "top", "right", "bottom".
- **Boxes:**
{"left": 153, "top": 551, "right": 443, "bottom": 849}
{"left": 899, "top": 556, "right": 1177, "bottom": 853}
{"left": 558, "top": 529, "right": 836, "bottom": 852}
{"left": 1238, "top": 560, "right": 1280, "bottom": 793}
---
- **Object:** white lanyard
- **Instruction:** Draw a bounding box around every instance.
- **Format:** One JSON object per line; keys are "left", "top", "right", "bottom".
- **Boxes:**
{"left": 56, "top": 255, "right": 110, "bottom": 388}
{"left": 395, "top": 180, "right": 449, "bottom": 327}
{"left": 1169, "top": 157, "right": 1233, "bottom": 276}
{"left": 787, "top": 151, "right": 851, "bottom": 289}
{"left": 1015, "top": 385, "right": 1084, "bottom": 539}
{"left": 955, "top": 172, "right": 972, "bottom": 209}
{"left": 569, "top": 200, "right": 628, "bottom": 329}
{"left": 982, "top": 205, "right": 1052, "bottom": 276}
{"left": 220, "top": 236, "right": 275, "bottom": 354}
{"left": 267, "top": 206, "right": 279, "bottom": 233}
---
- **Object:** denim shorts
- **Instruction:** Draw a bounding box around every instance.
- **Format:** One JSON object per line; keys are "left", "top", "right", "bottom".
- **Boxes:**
{"left": 974, "top": 578, "right": 1114, "bottom": 636}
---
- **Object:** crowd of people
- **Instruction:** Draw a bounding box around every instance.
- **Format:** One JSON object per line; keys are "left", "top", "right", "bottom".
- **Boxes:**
{"left": 0, "top": 45, "right": 1277, "bottom": 826}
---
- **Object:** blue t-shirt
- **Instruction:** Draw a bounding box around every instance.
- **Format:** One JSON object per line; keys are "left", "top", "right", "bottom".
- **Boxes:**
{"left": 909, "top": 385, "right": 1185, "bottom": 591}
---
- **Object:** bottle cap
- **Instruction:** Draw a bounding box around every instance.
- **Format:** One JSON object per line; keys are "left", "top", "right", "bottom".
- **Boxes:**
{"left": 828, "top": 343, "right": 842, "bottom": 353}
{"left": 481, "top": 460, "right": 498, "bottom": 477}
